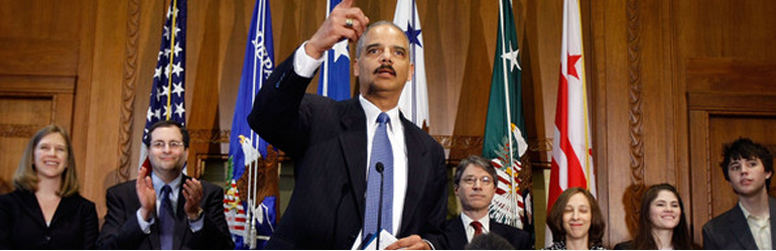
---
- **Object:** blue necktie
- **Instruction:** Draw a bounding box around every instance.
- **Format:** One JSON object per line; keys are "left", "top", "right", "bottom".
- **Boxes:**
{"left": 159, "top": 185, "right": 174, "bottom": 250}
{"left": 363, "top": 112, "right": 394, "bottom": 242}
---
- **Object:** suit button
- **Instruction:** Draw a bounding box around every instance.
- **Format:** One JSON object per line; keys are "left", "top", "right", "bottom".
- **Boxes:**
{"left": 348, "top": 234, "right": 357, "bottom": 242}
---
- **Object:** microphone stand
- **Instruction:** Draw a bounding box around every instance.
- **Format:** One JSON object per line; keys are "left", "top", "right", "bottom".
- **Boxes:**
{"left": 376, "top": 162, "right": 385, "bottom": 250}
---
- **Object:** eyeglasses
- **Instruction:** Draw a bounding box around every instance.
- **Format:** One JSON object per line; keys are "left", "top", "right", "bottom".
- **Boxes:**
{"left": 151, "top": 141, "right": 184, "bottom": 149}
{"left": 461, "top": 176, "right": 494, "bottom": 187}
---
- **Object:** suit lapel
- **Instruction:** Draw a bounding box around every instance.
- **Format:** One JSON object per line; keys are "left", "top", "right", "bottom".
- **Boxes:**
{"left": 489, "top": 218, "right": 502, "bottom": 236}
{"left": 728, "top": 204, "right": 759, "bottom": 249}
{"left": 399, "top": 114, "right": 429, "bottom": 235}
{"left": 339, "top": 98, "right": 368, "bottom": 222}
{"left": 17, "top": 191, "right": 47, "bottom": 228}
{"left": 50, "top": 195, "right": 77, "bottom": 227}
{"left": 448, "top": 217, "right": 468, "bottom": 249}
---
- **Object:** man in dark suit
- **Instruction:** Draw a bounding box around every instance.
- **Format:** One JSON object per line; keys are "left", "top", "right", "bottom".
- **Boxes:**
{"left": 444, "top": 155, "right": 532, "bottom": 250}
{"left": 703, "top": 138, "right": 775, "bottom": 250}
{"left": 247, "top": 0, "right": 447, "bottom": 249}
{"left": 97, "top": 121, "right": 234, "bottom": 249}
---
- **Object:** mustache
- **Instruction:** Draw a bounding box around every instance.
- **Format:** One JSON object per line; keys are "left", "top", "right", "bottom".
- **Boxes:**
{"left": 373, "top": 64, "right": 396, "bottom": 75}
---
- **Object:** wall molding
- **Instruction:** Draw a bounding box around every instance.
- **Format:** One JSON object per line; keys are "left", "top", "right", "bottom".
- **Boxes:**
{"left": 0, "top": 124, "right": 41, "bottom": 138}
{"left": 626, "top": 0, "right": 645, "bottom": 236}
{"left": 117, "top": 0, "right": 141, "bottom": 182}
{"left": 189, "top": 129, "right": 230, "bottom": 143}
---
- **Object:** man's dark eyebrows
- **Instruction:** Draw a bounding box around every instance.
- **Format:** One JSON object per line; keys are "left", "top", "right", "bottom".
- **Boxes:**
{"left": 365, "top": 43, "right": 382, "bottom": 51}
{"left": 393, "top": 45, "right": 407, "bottom": 53}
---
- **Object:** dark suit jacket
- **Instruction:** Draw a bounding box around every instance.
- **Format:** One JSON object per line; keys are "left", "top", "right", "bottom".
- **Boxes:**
{"left": 444, "top": 216, "right": 532, "bottom": 250}
{"left": 97, "top": 176, "right": 234, "bottom": 249}
{"left": 612, "top": 240, "right": 632, "bottom": 250}
{"left": 0, "top": 189, "right": 98, "bottom": 249}
{"left": 248, "top": 51, "right": 448, "bottom": 249}
{"left": 702, "top": 197, "right": 776, "bottom": 250}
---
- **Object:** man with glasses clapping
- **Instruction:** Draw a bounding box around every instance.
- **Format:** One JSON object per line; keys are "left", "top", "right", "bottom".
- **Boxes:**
{"left": 97, "top": 120, "right": 234, "bottom": 249}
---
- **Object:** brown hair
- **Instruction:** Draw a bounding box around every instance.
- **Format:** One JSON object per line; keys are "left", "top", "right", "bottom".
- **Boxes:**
{"left": 546, "top": 187, "right": 605, "bottom": 248}
{"left": 631, "top": 184, "right": 693, "bottom": 250}
{"left": 454, "top": 155, "right": 499, "bottom": 188}
{"left": 13, "top": 124, "right": 80, "bottom": 196}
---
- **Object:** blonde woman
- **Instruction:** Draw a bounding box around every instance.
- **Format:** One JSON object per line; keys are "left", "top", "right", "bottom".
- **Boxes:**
{"left": 0, "top": 125, "right": 98, "bottom": 249}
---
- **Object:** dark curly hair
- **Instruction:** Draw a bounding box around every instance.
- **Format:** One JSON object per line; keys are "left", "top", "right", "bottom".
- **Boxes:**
{"left": 720, "top": 138, "right": 773, "bottom": 188}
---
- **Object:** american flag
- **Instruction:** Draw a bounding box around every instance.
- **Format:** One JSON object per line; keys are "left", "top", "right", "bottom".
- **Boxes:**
{"left": 139, "top": 0, "right": 187, "bottom": 170}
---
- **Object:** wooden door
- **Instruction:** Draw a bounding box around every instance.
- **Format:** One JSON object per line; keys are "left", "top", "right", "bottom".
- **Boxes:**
{"left": 687, "top": 59, "right": 776, "bottom": 243}
{"left": 0, "top": 78, "right": 75, "bottom": 194}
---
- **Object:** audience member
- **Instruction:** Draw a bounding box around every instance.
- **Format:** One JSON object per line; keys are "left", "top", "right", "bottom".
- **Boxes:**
{"left": 97, "top": 120, "right": 234, "bottom": 249}
{"left": 614, "top": 183, "right": 694, "bottom": 249}
{"left": 545, "top": 187, "right": 606, "bottom": 250}
{"left": 465, "top": 232, "right": 516, "bottom": 250}
{"left": 703, "top": 138, "right": 775, "bottom": 250}
{"left": 0, "top": 125, "right": 98, "bottom": 249}
{"left": 444, "top": 155, "right": 531, "bottom": 249}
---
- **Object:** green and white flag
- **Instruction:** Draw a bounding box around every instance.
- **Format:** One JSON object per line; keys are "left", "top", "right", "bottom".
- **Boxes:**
{"left": 482, "top": 0, "right": 532, "bottom": 234}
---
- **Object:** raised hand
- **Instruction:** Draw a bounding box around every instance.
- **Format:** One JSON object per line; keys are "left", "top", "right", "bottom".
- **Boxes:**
{"left": 182, "top": 177, "right": 204, "bottom": 220}
{"left": 304, "top": 0, "right": 369, "bottom": 59}
{"left": 136, "top": 165, "right": 156, "bottom": 221}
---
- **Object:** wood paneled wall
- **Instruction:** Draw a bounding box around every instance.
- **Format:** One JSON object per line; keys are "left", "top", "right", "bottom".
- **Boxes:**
{"left": 2, "top": 0, "right": 776, "bottom": 248}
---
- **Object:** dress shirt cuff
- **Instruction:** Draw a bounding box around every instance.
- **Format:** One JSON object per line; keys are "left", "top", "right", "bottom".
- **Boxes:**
{"left": 293, "top": 41, "right": 325, "bottom": 78}
{"left": 136, "top": 209, "right": 154, "bottom": 234}
{"left": 188, "top": 215, "right": 204, "bottom": 232}
{"left": 423, "top": 238, "right": 436, "bottom": 250}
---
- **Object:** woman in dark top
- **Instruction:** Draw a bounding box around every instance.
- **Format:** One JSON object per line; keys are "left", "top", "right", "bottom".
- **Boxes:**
{"left": 0, "top": 125, "right": 98, "bottom": 249}
{"left": 614, "top": 184, "right": 694, "bottom": 250}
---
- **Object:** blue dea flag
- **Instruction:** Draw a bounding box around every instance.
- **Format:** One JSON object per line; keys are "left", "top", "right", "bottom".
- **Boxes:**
{"left": 318, "top": 0, "right": 351, "bottom": 101}
{"left": 223, "top": 0, "right": 277, "bottom": 249}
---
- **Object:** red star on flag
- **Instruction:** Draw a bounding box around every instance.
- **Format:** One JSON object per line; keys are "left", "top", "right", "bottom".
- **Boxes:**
{"left": 567, "top": 53, "right": 582, "bottom": 80}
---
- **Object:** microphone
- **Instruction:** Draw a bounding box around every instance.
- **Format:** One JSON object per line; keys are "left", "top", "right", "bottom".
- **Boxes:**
{"left": 375, "top": 162, "right": 385, "bottom": 249}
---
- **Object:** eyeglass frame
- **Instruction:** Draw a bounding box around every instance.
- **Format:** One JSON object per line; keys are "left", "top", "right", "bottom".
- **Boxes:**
{"left": 460, "top": 175, "right": 495, "bottom": 187}
{"left": 150, "top": 141, "right": 185, "bottom": 149}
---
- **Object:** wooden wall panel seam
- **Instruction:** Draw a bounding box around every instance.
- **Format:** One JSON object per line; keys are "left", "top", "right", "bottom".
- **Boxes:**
{"left": 118, "top": 0, "right": 141, "bottom": 182}
{"left": 625, "top": 0, "right": 645, "bottom": 237}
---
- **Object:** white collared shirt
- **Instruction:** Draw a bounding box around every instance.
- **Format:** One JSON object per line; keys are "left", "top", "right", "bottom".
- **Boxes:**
{"left": 739, "top": 202, "right": 772, "bottom": 250}
{"left": 460, "top": 213, "right": 490, "bottom": 243}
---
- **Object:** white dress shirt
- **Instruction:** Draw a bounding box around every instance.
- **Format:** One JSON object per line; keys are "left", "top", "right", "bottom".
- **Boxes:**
{"left": 460, "top": 213, "right": 490, "bottom": 243}
{"left": 740, "top": 202, "right": 772, "bottom": 250}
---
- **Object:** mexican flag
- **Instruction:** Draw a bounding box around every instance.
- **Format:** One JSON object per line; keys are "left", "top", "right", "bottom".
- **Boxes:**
{"left": 482, "top": 0, "right": 533, "bottom": 235}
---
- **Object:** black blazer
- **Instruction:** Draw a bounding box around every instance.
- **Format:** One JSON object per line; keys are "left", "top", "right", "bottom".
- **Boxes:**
{"left": 702, "top": 197, "right": 776, "bottom": 250}
{"left": 612, "top": 240, "right": 632, "bottom": 250}
{"left": 0, "top": 189, "right": 98, "bottom": 249}
{"left": 97, "top": 176, "right": 234, "bottom": 249}
{"left": 248, "top": 51, "right": 448, "bottom": 249}
{"left": 444, "top": 216, "right": 532, "bottom": 250}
